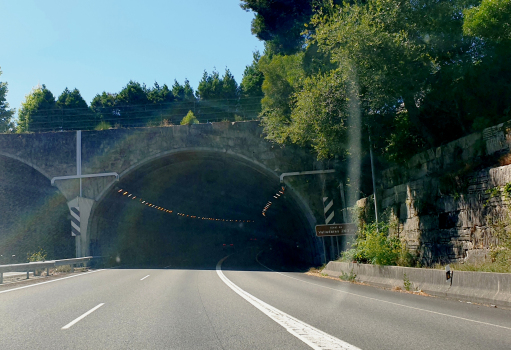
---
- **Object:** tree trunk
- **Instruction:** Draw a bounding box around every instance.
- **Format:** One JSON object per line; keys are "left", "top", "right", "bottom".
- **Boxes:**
{"left": 402, "top": 94, "right": 435, "bottom": 147}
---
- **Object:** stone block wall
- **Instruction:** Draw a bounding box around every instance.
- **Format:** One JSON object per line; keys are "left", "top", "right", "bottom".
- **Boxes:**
{"left": 358, "top": 121, "right": 511, "bottom": 265}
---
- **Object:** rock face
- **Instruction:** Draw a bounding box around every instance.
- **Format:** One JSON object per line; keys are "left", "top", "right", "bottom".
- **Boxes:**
{"left": 358, "top": 121, "right": 511, "bottom": 265}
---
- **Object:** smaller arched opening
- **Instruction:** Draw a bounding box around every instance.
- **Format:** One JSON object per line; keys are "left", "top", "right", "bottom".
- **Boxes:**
{"left": 0, "top": 154, "right": 73, "bottom": 263}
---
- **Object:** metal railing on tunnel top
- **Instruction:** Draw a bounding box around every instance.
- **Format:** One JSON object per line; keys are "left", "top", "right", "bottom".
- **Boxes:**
{"left": 0, "top": 256, "right": 99, "bottom": 284}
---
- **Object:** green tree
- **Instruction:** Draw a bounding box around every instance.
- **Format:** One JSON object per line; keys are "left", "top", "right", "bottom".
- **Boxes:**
{"left": 180, "top": 110, "right": 199, "bottom": 125}
{"left": 240, "top": 51, "right": 264, "bottom": 119}
{"left": 147, "top": 82, "right": 174, "bottom": 104}
{"left": 196, "top": 70, "right": 223, "bottom": 100}
{"left": 0, "top": 68, "right": 15, "bottom": 133}
{"left": 464, "top": 0, "right": 511, "bottom": 42}
{"left": 90, "top": 92, "right": 119, "bottom": 128}
{"left": 240, "top": 0, "right": 344, "bottom": 54}
{"left": 196, "top": 69, "right": 239, "bottom": 121}
{"left": 183, "top": 79, "right": 195, "bottom": 101}
{"left": 260, "top": 0, "right": 489, "bottom": 164}
{"left": 112, "top": 80, "right": 150, "bottom": 127}
{"left": 312, "top": 0, "right": 474, "bottom": 146}
{"left": 56, "top": 88, "right": 91, "bottom": 130}
{"left": 172, "top": 79, "right": 195, "bottom": 101}
{"left": 117, "top": 80, "right": 149, "bottom": 106}
{"left": 18, "top": 84, "right": 57, "bottom": 132}
{"left": 172, "top": 79, "right": 185, "bottom": 100}
{"left": 287, "top": 69, "right": 351, "bottom": 159}
{"left": 259, "top": 52, "right": 305, "bottom": 143}
{"left": 221, "top": 69, "right": 238, "bottom": 99}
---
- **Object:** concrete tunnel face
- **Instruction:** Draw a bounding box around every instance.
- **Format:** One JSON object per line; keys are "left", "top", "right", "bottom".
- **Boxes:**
{"left": 0, "top": 154, "right": 74, "bottom": 262}
{"left": 90, "top": 151, "right": 318, "bottom": 268}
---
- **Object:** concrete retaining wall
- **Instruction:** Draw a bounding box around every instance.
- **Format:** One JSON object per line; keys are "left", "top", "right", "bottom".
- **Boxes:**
{"left": 323, "top": 261, "right": 511, "bottom": 308}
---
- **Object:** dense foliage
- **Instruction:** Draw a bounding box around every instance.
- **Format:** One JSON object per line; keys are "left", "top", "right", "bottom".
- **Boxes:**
{"left": 8, "top": 0, "right": 511, "bottom": 170}
{"left": 240, "top": 0, "right": 344, "bottom": 54}
{"left": 11, "top": 56, "right": 264, "bottom": 132}
{"left": 256, "top": 0, "right": 511, "bottom": 166}
{"left": 341, "top": 222, "right": 415, "bottom": 266}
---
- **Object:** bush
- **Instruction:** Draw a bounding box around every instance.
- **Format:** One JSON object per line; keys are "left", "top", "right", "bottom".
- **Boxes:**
{"left": 95, "top": 121, "right": 111, "bottom": 130}
{"left": 180, "top": 110, "right": 199, "bottom": 125}
{"left": 27, "top": 248, "right": 47, "bottom": 262}
{"left": 341, "top": 222, "right": 415, "bottom": 266}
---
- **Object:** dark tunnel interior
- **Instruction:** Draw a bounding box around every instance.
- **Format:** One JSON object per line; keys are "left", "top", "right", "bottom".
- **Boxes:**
{"left": 0, "top": 155, "right": 73, "bottom": 263}
{"left": 90, "top": 152, "right": 319, "bottom": 270}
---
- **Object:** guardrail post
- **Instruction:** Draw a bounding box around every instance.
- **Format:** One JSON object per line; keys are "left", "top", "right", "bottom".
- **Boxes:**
{"left": 0, "top": 272, "right": 3, "bottom": 284}
{"left": 26, "top": 271, "right": 29, "bottom": 279}
{"left": 71, "top": 264, "right": 74, "bottom": 273}
{"left": 46, "top": 267, "right": 50, "bottom": 277}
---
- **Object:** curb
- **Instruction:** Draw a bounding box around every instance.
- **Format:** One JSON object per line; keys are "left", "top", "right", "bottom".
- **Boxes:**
{"left": 323, "top": 261, "right": 511, "bottom": 308}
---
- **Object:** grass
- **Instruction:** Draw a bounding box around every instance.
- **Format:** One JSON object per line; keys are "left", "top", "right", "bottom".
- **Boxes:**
{"left": 339, "top": 269, "right": 357, "bottom": 282}
{"left": 95, "top": 121, "right": 111, "bottom": 130}
{"left": 447, "top": 261, "right": 511, "bottom": 273}
{"left": 308, "top": 264, "right": 326, "bottom": 274}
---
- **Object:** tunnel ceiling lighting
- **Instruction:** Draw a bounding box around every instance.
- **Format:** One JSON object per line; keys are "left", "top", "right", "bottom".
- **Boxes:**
{"left": 261, "top": 186, "right": 286, "bottom": 216}
{"left": 115, "top": 188, "right": 255, "bottom": 224}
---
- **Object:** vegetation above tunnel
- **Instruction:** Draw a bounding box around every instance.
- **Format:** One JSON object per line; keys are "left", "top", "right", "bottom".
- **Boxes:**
{"left": 1, "top": 0, "right": 509, "bottom": 168}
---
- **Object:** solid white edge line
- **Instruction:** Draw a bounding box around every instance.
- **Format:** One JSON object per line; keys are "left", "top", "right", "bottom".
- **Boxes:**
{"left": 61, "top": 303, "right": 105, "bottom": 329}
{"left": 216, "top": 256, "right": 360, "bottom": 350}
{"left": 0, "top": 269, "right": 107, "bottom": 295}
{"left": 255, "top": 252, "right": 511, "bottom": 331}
{"left": 140, "top": 275, "right": 150, "bottom": 281}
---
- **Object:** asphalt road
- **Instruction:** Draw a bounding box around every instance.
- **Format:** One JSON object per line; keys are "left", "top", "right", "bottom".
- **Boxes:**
{"left": 1, "top": 250, "right": 510, "bottom": 350}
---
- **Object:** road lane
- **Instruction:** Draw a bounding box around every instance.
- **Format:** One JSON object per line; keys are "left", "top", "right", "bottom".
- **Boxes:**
{"left": 1, "top": 250, "right": 510, "bottom": 350}
{"left": 222, "top": 252, "right": 511, "bottom": 350}
{"left": 0, "top": 265, "right": 309, "bottom": 349}
{"left": 216, "top": 256, "right": 360, "bottom": 350}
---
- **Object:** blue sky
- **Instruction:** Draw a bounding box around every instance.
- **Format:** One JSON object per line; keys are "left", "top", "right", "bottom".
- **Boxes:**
{"left": 0, "top": 0, "right": 263, "bottom": 117}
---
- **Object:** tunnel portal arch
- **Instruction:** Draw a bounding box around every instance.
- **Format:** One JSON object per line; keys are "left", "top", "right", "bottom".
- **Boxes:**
{"left": 89, "top": 149, "right": 321, "bottom": 265}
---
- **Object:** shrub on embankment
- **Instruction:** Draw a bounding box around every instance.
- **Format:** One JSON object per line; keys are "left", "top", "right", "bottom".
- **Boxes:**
{"left": 341, "top": 211, "right": 511, "bottom": 272}
{"left": 340, "top": 221, "right": 416, "bottom": 267}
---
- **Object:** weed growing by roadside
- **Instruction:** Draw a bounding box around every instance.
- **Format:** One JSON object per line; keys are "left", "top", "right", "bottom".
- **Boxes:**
{"left": 403, "top": 273, "right": 412, "bottom": 291}
{"left": 308, "top": 264, "right": 326, "bottom": 274}
{"left": 339, "top": 269, "right": 357, "bottom": 282}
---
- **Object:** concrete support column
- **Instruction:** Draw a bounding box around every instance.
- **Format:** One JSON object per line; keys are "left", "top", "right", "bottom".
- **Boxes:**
{"left": 67, "top": 197, "right": 96, "bottom": 258}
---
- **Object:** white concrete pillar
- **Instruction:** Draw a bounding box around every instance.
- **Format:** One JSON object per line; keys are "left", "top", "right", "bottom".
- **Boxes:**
{"left": 67, "top": 197, "right": 96, "bottom": 258}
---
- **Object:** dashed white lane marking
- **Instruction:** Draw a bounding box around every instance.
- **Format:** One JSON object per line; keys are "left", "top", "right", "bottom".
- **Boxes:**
{"left": 216, "top": 257, "right": 360, "bottom": 350}
{"left": 0, "top": 269, "right": 107, "bottom": 295}
{"left": 61, "top": 303, "right": 105, "bottom": 330}
{"left": 140, "top": 275, "right": 150, "bottom": 281}
{"left": 255, "top": 255, "right": 511, "bottom": 331}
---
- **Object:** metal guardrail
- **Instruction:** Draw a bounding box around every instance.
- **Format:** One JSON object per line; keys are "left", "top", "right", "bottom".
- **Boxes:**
{"left": 0, "top": 256, "right": 96, "bottom": 284}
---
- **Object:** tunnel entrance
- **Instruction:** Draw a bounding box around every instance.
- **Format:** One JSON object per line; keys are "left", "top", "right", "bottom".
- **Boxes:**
{"left": 90, "top": 151, "right": 318, "bottom": 269}
{"left": 0, "top": 155, "right": 73, "bottom": 263}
